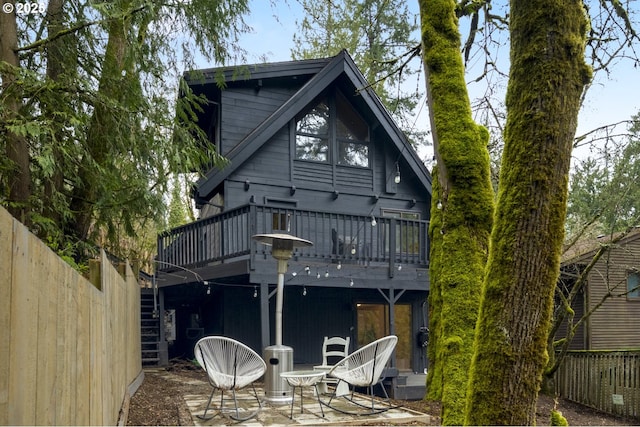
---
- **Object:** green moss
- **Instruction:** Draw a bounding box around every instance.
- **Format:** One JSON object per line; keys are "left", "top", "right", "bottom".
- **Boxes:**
{"left": 464, "top": 0, "right": 589, "bottom": 424}
{"left": 420, "top": 0, "right": 495, "bottom": 424}
{"left": 426, "top": 166, "right": 444, "bottom": 401}
{"left": 551, "top": 410, "right": 569, "bottom": 426}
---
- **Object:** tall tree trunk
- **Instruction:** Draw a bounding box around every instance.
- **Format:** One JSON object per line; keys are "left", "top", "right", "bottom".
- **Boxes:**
{"left": 419, "top": 0, "right": 495, "bottom": 424}
{"left": 425, "top": 165, "right": 444, "bottom": 401}
{"left": 464, "top": 0, "right": 591, "bottom": 424}
{"left": 42, "top": 0, "right": 68, "bottom": 232}
{"left": 0, "top": 1, "right": 31, "bottom": 225}
{"left": 67, "top": 2, "right": 131, "bottom": 241}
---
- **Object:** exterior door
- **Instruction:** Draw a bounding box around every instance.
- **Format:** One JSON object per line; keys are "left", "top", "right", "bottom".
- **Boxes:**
{"left": 356, "top": 303, "right": 412, "bottom": 370}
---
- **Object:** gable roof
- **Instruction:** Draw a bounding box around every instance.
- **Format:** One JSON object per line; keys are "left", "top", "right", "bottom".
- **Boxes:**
{"left": 562, "top": 226, "right": 640, "bottom": 264}
{"left": 190, "top": 50, "right": 432, "bottom": 201}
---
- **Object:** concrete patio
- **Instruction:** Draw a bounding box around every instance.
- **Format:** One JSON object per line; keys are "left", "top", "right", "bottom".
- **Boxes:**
{"left": 149, "top": 369, "right": 432, "bottom": 426}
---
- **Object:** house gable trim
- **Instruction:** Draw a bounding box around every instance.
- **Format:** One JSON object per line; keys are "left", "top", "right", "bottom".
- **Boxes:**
{"left": 196, "top": 54, "right": 347, "bottom": 200}
{"left": 339, "top": 54, "right": 432, "bottom": 193}
{"left": 195, "top": 50, "right": 432, "bottom": 201}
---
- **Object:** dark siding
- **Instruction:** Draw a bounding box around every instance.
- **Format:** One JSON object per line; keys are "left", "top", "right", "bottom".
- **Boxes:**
{"left": 293, "top": 162, "right": 333, "bottom": 186}
{"left": 278, "top": 287, "right": 428, "bottom": 367}
{"left": 216, "top": 81, "right": 429, "bottom": 222}
{"left": 336, "top": 166, "right": 373, "bottom": 189}
{"left": 222, "top": 287, "right": 262, "bottom": 352}
{"left": 233, "top": 127, "right": 292, "bottom": 182}
{"left": 221, "top": 87, "right": 297, "bottom": 154}
{"left": 282, "top": 287, "right": 355, "bottom": 365}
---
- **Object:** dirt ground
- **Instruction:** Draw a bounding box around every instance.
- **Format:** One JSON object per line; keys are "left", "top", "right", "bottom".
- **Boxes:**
{"left": 127, "top": 360, "right": 635, "bottom": 426}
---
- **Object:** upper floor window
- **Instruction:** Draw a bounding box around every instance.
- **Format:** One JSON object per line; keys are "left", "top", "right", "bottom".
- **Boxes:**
{"left": 296, "top": 98, "right": 329, "bottom": 162}
{"left": 336, "top": 91, "right": 369, "bottom": 167}
{"left": 628, "top": 271, "right": 640, "bottom": 299}
{"left": 295, "top": 90, "right": 370, "bottom": 167}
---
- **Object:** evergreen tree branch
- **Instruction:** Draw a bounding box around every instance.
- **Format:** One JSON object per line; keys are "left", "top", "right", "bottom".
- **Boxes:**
{"left": 16, "top": 4, "right": 149, "bottom": 53}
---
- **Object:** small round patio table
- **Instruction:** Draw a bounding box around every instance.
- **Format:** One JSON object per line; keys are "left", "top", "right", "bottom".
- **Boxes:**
{"left": 280, "top": 370, "right": 326, "bottom": 419}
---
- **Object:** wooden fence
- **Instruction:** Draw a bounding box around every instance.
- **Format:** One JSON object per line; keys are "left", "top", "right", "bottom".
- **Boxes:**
{"left": 0, "top": 207, "right": 142, "bottom": 425}
{"left": 555, "top": 350, "right": 640, "bottom": 418}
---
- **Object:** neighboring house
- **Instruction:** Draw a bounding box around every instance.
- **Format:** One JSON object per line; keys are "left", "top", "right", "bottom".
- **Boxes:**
{"left": 153, "top": 51, "right": 432, "bottom": 390}
{"left": 558, "top": 227, "right": 640, "bottom": 350}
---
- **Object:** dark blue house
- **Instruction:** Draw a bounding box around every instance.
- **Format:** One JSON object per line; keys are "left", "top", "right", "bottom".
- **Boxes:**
{"left": 151, "top": 51, "right": 432, "bottom": 395}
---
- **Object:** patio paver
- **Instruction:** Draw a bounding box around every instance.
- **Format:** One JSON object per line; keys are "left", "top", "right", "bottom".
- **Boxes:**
{"left": 149, "top": 369, "right": 431, "bottom": 426}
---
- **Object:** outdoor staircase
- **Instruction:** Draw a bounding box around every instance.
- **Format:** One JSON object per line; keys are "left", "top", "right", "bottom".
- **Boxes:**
{"left": 140, "top": 289, "right": 161, "bottom": 366}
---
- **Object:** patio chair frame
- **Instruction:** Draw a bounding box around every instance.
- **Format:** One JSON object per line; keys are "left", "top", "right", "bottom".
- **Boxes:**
{"left": 194, "top": 336, "right": 267, "bottom": 421}
{"left": 324, "top": 335, "right": 400, "bottom": 415}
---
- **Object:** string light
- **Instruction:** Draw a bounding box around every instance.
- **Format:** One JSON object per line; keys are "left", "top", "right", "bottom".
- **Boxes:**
{"left": 305, "top": 266, "right": 311, "bottom": 275}
{"left": 337, "top": 261, "right": 342, "bottom": 270}
{"left": 371, "top": 215, "right": 377, "bottom": 227}
{"left": 436, "top": 200, "right": 443, "bottom": 210}
{"left": 316, "top": 270, "right": 321, "bottom": 279}
{"left": 303, "top": 286, "right": 307, "bottom": 296}
{"left": 398, "top": 264, "right": 402, "bottom": 271}
{"left": 349, "top": 278, "right": 354, "bottom": 287}
{"left": 292, "top": 271, "right": 297, "bottom": 277}
{"left": 253, "top": 286, "right": 258, "bottom": 298}
{"left": 351, "top": 247, "right": 356, "bottom": 255}
{"left": 394, "top": 162, "right": 401, "bottom": 184}
{"left": 207, "top": 285, "right": 211, "bottom": 295}
{"left": 324, "top": 270, "right": 329, "bottom": 278}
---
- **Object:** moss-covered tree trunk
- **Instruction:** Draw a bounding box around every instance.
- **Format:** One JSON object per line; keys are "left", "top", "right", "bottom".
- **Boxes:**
{"left": 425, "top": 165, "right": 443, "bottom": 401}
{"left": 464, "top": 0, "right": 590, "bottom": 424}
{"left": 419, "top": 0, "right": 494, "bottom": 424}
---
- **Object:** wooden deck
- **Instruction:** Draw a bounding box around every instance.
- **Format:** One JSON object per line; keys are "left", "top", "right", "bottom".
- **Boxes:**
{"left": 157, "top": 203, "right": 429, "bottom": 286}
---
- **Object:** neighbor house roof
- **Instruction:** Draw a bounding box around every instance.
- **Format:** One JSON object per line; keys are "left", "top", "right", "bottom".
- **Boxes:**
{"left": 187, "top": 50, "right": 432, "bottom": 201}
{"left": 562, "top": 226, "right": 640, "bottom": 265}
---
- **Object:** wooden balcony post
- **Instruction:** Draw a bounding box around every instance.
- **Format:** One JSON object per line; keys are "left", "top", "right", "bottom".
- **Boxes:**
{"left": 389, "top": 220, "right": 396, "bottom": 278}
{"left": 249, "top": 204, "right": 257, "bottom": 270}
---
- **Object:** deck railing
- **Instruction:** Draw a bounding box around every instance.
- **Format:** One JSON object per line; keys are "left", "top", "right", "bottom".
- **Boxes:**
{"left": 157, "top": 204, "right": 429, "bottom": 271}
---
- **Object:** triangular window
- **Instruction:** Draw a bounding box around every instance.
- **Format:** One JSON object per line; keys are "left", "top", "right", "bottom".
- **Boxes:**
{"left": 336, "top": 90, "right": 369, "bottom": 167}
{"left": 295, "top": 90, "right": 370, "bottom": 168}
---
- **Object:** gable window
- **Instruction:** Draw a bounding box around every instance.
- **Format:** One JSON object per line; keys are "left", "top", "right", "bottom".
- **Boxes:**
{"left": 628, "top": 271, "right": 640, "bottom": 299}
{"left": 295, "top": 90, "right": 370, "bottom": 167}
{"left": 295, "top": 98, "right": 329, "bottom": 162}
{"left": 336, "top": 91, "right": 369, "bottom": 167}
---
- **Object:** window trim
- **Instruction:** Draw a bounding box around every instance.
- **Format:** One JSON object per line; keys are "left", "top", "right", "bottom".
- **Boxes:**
{"left": 295, "top": 97, "right": 330, "bottom": 163}
{"left": 380, "top": 209, "right": 421, "bottom": 221}
{"left": 294, "top": 89, "right": 371, "bottom": 168}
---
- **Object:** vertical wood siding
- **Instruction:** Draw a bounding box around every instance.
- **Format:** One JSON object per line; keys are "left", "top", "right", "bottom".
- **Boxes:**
{"left": 0, "top": 207, "right": 141, "bottom": 425}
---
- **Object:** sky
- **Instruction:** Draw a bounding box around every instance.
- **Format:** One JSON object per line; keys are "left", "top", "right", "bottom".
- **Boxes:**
{"left": 202, "top": 0, "right": 640, "bottom": 164}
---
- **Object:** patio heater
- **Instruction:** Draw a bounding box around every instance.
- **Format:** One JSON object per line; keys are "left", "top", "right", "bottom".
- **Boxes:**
{"left": 252, "top": 233, "right": 313, "bottom": 404}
